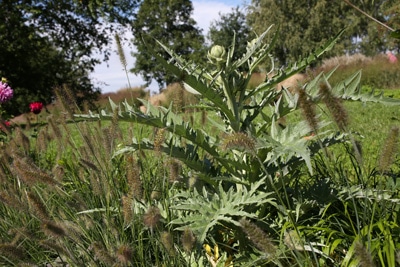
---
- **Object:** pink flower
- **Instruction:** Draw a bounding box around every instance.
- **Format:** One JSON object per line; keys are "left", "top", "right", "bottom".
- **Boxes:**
{"left": 387, "top": 52, "right": 398, "bottom": 64}
{"left": 0, "top": 80, "right": 13, "bottom": 103}
{"left": 30, "top": 102, "right": 43, "bottom": 114}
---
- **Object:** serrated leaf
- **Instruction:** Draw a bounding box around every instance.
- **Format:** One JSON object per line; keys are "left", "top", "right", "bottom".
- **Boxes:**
{"left": 170, "top": 179, "right": 276, "bottom": 243}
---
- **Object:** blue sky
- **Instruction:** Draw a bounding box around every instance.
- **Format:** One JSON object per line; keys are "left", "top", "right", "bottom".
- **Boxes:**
{"left": 91, "top": 0, "right": 248, "bottom": 93}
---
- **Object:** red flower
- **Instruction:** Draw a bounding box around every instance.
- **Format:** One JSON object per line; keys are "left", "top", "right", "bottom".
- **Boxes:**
{"left": 0, "top": 120, "right": 11, "bottom": 132}
{"left": 30, "top": 102, "right": 43, "bottom": 114}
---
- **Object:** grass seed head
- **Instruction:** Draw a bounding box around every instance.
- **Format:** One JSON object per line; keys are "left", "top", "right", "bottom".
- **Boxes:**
{"left": 354, "top": 242, "right": 375, "bottom": 267}
{"left": 160, "top": 231, "right": 175, "bottom": 256}
{"left": 319, "top": 82, "right": 349, "bottom": 131}
{"left": 42, "top": 221, "right": 66, "bottom": 238}
{"left": 121, "top": 195, "right": 133, "bottom": 223}
{"left": 0, "top": 243, "right": 26, "bottom": 261}
{"left": 116, "top": 244, "right": 133, "bottom": 264}
{"left": 27, "top": 191, "right": 49, "bottom": 221}
{"left": 298, "top": 87, "right": 318, "bottom": 133}
{"left": 154, "top": 128, "right": 166, "bottom": 154}
{"left": 181, "top": 227, "right": 196, "bottom": 253}
{"left": 221, "top": 132, "right": 255, "bottom": 153}
{"left": 378, "top": 126, "right": 399, "bottom": 173}
{"left": 91, "top": 242, "right": 115, "bottom": 266}
{"left": 239, "top": 218, "right": 276, "bottom": 256}
{"left": 143, "top": 206, "right": 162, "bottom": 230}
{"left": 126, "top": 155, "right": 143, "bottom": 200}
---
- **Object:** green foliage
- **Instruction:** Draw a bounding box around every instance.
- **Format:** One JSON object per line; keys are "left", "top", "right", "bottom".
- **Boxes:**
{"left": 0, "top": 0, "right": 139, "bottom": 116}
{"left": 247, "top": 0, "right": 395, "bottom": 65}
{"left": 131, "top": 0, "right": 205, "bottom": 90}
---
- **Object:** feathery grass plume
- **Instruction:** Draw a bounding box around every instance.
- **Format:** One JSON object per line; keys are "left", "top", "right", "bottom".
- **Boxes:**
{"left": 378, "top": 126, "right": 399, "bottom": 173}
{"left": 221, "top": 132, "right": 256, "bottom": 153}
{"left": 26, "top": 191, "right": 50, "bottom": 221}
{"left": 80, "top": 158, "right": 100, "bottom": 173}
{"left": 181, "top": 227, "right": 196, "bottom": 253}
{"left": 115, "top": 33, "right": 132, "bottom": 91}
{"left": 126, "top": 155, "right": 143, "bottom": 200}
{"left": 47, "top": 116, "right": 63, "bottom": 142}
{"left": 168, "top": 158, "right": 181, "bottom": 183}
{"left": 52, "top": 164, "right": 64, "bottom": 182}
{"left": 36, "top": 127, "right": 49, "bottom": 154}
{"left": 319, "top": 82, "right": 349, "bottom": 131}
{"left": 101, "top": 127, "right": 113, "bottom": 158}
{"left": 0, "top": 243, "right": 26, "bottom": 261}
{"left": 160, "top": 231, "right": 175, "bottom": 256}
{"left": 54, "top": 85, "right": 77, "bottom": 118}
{"left": 88, "top": 171, "right": 103, "bottom": 196}
{"left": 297, "top": 87, "right": 319, "bottom": 133}
{"left": 173, "top": 85, "right": 184, "bottom": 112}
{"left": 239, "top": 218, "right": 276, "bottom": 256}
{"left": 0, "top": 191, "right": 26, "bottom": 211}
{"left": 116, "top": 244, "right": 133, "bottom": 264}
{"left": 13, "top": 157, "right": 59, "bottom": 186}
{"left": 42, "top": 220, "right": 66, "bottom": 238}
{"left": 121, "top": 195, "right": 133, "bottom": 223}
{"left": 91, "top": 242, "right": 115, "bottom": 266}
{"left": 154, "top": 128, "right": 166, "bottom": 154}
{"left": 13, "top": 127, "right": 30, "bottom": 154}
{"left": 143, "top": 206, "right": 162, "bottom": 230}
{"left": 354, "top": 242, "right": 375, "bottom": 267}
{"left": 62, "top": 84, "right": 78, "bottom": 114}
{"left": 111, "top": 105, "right": 122, "bottom": 140}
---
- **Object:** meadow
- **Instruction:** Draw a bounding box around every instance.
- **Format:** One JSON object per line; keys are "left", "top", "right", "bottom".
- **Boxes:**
{"left": 0, "top": 30, "right": 399, "bottom": 267}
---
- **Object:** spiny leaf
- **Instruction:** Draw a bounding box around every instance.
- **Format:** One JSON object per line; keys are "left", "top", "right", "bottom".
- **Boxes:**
{"left": 247, "top": 29, "right": 345, "bottom": 100}
{"left": 170, "top": 179, "right": 276, "bottom": 243}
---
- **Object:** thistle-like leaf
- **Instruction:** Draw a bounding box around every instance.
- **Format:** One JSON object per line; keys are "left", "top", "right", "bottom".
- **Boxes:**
{"left": 170, "top": 179, "right": 276, "bottom": 243}
{"left": 247, "top": 29, "right": 345, "bottom": 100}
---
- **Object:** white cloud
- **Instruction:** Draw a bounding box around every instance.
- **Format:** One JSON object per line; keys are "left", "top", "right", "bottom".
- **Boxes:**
{"left": 91, "top": 0, "right": 239, "bottom": 94}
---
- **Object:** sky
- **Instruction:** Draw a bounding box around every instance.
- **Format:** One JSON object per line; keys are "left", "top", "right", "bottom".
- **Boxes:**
{"left": 90, "top": 0, "right": 248, "bottom": 94}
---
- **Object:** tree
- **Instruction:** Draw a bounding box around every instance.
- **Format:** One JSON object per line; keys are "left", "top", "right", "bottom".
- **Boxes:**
{"left": 131, "top": 0, "right": 205, "bottom": 91}
{"left": 0, "top": 0, "right": 140, "bottom": 116}
{"left": 246, "top": 0, "right": 392, "bottom": 66}
{"left": 208, "top": 7, "right": 254, "bottom": 66}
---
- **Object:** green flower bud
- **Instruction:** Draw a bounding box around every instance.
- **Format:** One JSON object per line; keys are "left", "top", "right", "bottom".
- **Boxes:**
{"left": 207, "top": 45, "right": 226, "bottom": 65}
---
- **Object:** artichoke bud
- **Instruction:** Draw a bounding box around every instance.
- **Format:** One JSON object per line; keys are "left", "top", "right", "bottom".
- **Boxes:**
{"left": 207, "top": 45, "right": 226, "bottom": 65}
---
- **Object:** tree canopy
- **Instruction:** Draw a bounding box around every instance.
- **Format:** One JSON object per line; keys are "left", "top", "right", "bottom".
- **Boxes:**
{"left": 131, "top": 0, "right": 205, "bottom": 90}
{"left": 247, "top": 0, "right": 399, "bottom": 66}
{"left": 0, "top": 0, "right": 140, "bottom": 116}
